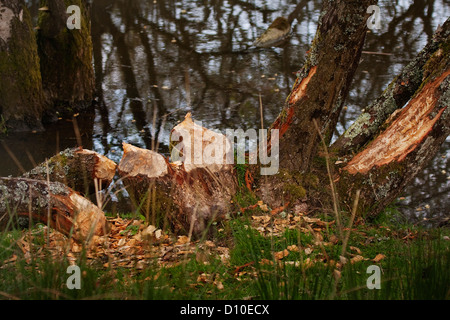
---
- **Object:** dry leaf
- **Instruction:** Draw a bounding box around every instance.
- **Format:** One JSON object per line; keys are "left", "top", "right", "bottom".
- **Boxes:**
{"left": 350, "top": 255, "right": 365, "bottom": 264}
{"left": 176, "top": 235, "right": 190, "bottom": 245}
{"left": 372, "top": 253, "right": 386, "bottom": 262}
{"left": 2, "top": 254, "right": 17, "bottom": 264}
{"left": 136, "top": 260, "right": 146, "bottom": 269}
{"left": 214, "top": 280, "right": 224, "bottom": 290}
{"left": 329, "top": 234, "right": 339, "bottom": 244}
{"left": 71, "top": 242, "right": 82, "bottom": 253}
{"left": 117, "top": 238, "right": 126, "bottom": 246}
{"left": 333, "top": 269, "right": 341, "bottom": 280}
{"left": 260, "top": 258, "right": 273, "bottom": 265}
{"left": 141, "top": 225, "right": 156, "bottom": 237}
{"left": 274, "top": 249, "right": 289, "bottom": 260}
{"left": 257, "top": 201, "right": 269, "bottom": 212}
{"left": 287, "top": 245, "right": 299, "bottom": 252}
{"left": 350, "top": 246, "right": 362, "bottom": 254}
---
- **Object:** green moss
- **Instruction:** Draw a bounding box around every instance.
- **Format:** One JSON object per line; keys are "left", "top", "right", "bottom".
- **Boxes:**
{"left": 283, "top": 183, "right": 307, "bottom": 200}
{"left": 423, "top": 40, "right": 449, "bottom": 81}
{"left": 0, "top": 3, "right": 45, "bottom": 128}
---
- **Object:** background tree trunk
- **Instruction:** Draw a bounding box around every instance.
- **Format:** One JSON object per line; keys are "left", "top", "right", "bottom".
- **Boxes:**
{"left": 0, "top": 0, "right": 46, "bottom": 132}
{"left": 36, "top": 0, "right": 95, "bottom": 117}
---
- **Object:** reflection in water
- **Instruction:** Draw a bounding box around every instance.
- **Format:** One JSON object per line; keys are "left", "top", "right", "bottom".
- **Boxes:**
{"left": 1, "top": 0, "right": 449, "bottom": 225}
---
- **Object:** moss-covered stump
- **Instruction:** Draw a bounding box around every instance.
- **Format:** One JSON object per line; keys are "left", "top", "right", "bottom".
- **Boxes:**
{"left": 0, "top": 177, "right": 109, "bottom": 241}
{"left": 36, "top": 0, "right": 95, "bottom": 115}
{"left": 0, "top": 0, "right": 46, "bottom": 132}
{"left": 22, "top": 147, "right": 117, "bottom": 194}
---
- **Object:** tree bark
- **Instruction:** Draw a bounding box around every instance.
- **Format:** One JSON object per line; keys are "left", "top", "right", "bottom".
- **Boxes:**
{"left": 117, "top": 114, "right": 237, "bottom": 238}
{"left": 0, "top": 0, "right": 46, "bottom": 132}
{"left": 337, "top": 30, "right": 450, "bottom": 217}
{"left": 259, "top": 0, "right": 376, "bottom": 207}
{"left": 22, "top": 147, "right": 117, "bottom": 194}
{"left": 0, "top": 177, "right": 109, "bottom": 241}
{"left": 36, "top": 0, "right": 95, "bottom": 116}
{"left": 332, "top": 20, "right": 450, "bottom": 155}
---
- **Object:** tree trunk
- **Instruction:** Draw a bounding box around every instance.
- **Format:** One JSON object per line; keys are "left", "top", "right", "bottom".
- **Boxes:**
{"left": 259, "top": 8, "right": 450, "bottom": 220}
{"left": 337, "top": 33, "right": 450, "bottom": 217}
{"left": 22, "top": 147, "right": 117, "bottom": 194}
{"left": 0, "top": 0, "right": 46, "bottom": 132}
{"left": 259, "top": 0, "right": 376, "bottom": 207}
{"left": 0, "top": 177, "right": 109, "bottom": 241}
{"left": 36, "top": 0, "right": 95, "bottom": 116}
{"left": 117, "top": 114, "right": 237, "bottom": 238}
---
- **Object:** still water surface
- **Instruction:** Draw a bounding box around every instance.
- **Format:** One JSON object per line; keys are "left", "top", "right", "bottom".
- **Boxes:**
{"left": 1, "top": 0, "right": 449, "bottom": 225}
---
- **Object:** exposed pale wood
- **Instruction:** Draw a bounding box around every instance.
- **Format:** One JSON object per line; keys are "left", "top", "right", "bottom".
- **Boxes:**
{"left": 333, "top": 19, "right": 450, "bottom": 154}
{"left": 118, "top": 114, "right": 236, "bottom": 237}
{"left": 344, "top": 70, "right": 450, "bottom": 174}
{"left": 0, "top": 177, "right": 109, "bottom": 241}
{"left": 22, "top": 147, "right": 117, "bottom": 193}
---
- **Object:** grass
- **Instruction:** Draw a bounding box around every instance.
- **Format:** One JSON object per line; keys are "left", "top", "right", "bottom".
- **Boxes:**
{"left": 0, "top": 203, "right": 449, "bottom": 300}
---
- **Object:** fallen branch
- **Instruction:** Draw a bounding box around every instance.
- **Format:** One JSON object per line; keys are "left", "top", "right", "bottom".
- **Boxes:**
{"left": 22, "top": 147, "right": 117, "bottom": 193}
{"left": 0, "top": 177, "right": 109, "bottom": 242}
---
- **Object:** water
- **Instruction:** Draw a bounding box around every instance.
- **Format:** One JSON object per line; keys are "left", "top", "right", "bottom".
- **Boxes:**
{"left": 2, "top": 0, "right": 449, "bottom": 225}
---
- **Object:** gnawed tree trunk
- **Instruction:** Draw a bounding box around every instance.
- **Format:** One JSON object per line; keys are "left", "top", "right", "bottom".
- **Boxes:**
{"left": 337, "top": 36, "right": 450, "bottom": 217}
{"left": 250, "top": 1, "right": 450, "bottom": 225}
{"left": 258, "top": 0, "right": 376, "bottom": 208}
{"left": 0, "top": 0, "right": 46, "bottom": 132}
{"left": 22, "top": 147, "right": 117, "bottom": 194}
{"left": 118, "top": 113, "right": 237, "bottom": 238}
{"left": 332, "top": 21, "right": 450, "bottom": 155}
{"left": 0, "top": 177, "right": 109, "bottom": 241}
{"left": 36, "top": 0, "right": 95, "bottom": 115}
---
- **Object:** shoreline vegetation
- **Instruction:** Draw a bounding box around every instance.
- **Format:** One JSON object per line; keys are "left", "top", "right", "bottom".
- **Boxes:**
{"left": 1, "top": 190, "right": 449, "bottom": 300}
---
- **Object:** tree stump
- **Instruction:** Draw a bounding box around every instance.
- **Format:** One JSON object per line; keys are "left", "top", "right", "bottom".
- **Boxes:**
{"left": 22, "top": 147, "right": 117, "bottom": 194}
{"left": 118, "top": 113, "right": 237, "bottom": 237}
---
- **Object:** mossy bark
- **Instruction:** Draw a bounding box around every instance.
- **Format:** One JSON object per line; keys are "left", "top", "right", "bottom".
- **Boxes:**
{"left": 337, "top": 34, "right": 450, "bottom": 218}
{"left": 332, "top": 18, "right": 450, "bottom": 155}
{"left": 36, "top": 0, "right": 95, "bottom": 116}
{"left": 0, "top": 177, "right": 109, "bottom": 241}
{"left": 0, "top": 0, "right": 46, "bottom": 132}
{"left": 22, "top": 147, "right": 117, "bottom": 194}
{"left": 260, "top": 0, "right": 376, "bottom": 207}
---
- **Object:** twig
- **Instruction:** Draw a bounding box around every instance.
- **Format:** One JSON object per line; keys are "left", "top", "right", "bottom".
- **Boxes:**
{"left": 340, "top": 189, "right": 361, "bottom": 260}
{"left": 312, "top": 119, "right": 343, "bottom": 239}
